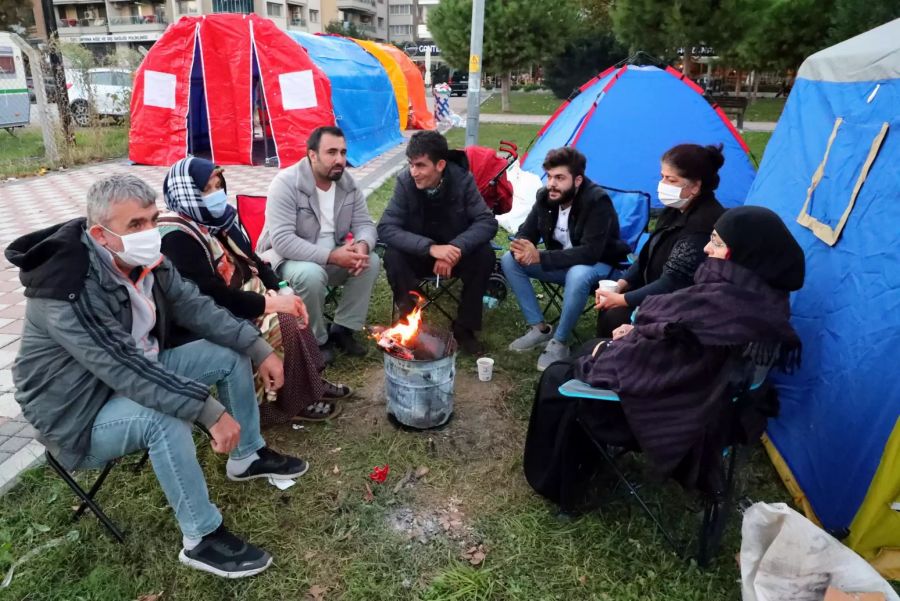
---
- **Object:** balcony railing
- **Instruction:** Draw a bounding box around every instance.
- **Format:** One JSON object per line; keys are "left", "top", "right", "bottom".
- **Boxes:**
{"left": 290, "top": 17, "right": 307, "bottom": 26}
{"left": 57, "top": 17, "right": 107, "bottom": 27}
{"left": 337, "top": 0, "right": 376, "bottom": 14}
{"left": 108, "top": 15, "right": 168, "bottom": 25}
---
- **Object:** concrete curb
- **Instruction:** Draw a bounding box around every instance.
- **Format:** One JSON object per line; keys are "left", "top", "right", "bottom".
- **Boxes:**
{"left": 0, "top": 439, "right": 44, "bottom": 496}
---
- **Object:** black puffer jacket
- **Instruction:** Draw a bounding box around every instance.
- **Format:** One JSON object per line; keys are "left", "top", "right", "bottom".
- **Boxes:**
{"left": 515, "top": 177, "right": 630, "bottom": 270}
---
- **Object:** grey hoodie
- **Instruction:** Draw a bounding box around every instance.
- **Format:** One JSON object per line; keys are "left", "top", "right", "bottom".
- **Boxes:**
{"left": 4, "top": 219, "right": 273, "bottom": 470}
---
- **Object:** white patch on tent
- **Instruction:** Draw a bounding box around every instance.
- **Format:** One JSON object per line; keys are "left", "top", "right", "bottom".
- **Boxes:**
{"left": 279, "top": 70, "right": 317, "bottom": 110}
{"left": 867, "top": 83, "right": 880, "bottom": 103}
{"left": 143, "top": 70, "right": 177, "bottom": 109}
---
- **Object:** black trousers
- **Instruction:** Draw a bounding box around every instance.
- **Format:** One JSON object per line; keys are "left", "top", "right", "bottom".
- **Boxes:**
{"left": 383, "top": 244, "right": 495, "bottom": 332}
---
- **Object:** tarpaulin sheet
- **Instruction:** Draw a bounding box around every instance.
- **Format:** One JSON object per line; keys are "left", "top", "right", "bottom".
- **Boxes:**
{"left": 353, "top": 38, "right": 408, "bottom": 130}
{"left": 379, "top": 42, "right": 435, "bottom": 130}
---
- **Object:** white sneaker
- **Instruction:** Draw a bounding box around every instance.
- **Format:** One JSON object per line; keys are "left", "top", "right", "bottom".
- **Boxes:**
{"left": 537, "top": 339, "right": 570, "bottom": 371}
{"left": 508, "top": 324, "right": 554, "bottom": 352}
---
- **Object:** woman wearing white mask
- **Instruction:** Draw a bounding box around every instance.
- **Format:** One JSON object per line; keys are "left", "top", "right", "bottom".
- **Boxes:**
{"left": 159, "top": 157, "right": 350, "bottom": 426}
{"left": 594, "top": 144, "right": 726, "bottom": 338}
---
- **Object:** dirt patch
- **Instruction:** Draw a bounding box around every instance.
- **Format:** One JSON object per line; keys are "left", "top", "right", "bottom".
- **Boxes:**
{"left": 335, "top": 363, "right": 523, "bottom": 460}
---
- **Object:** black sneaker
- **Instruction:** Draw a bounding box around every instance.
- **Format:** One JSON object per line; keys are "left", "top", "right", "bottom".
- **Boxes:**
{"left": 321, "top": 378, "right": 353, "bottom": 399}
{"left": 178, "top": 524, "right": 273, "bottom": 578}
{"left": 329, "top": 324, "right": 367, "bottom": 356}
{"left": 452, "top": 324, "right": 485, "bottom": 356}
{"left": 227, "top": 447, "right": 310, "bottom": 482}
{"left": 318, "top": 340, "right": 336, "bottom": 365}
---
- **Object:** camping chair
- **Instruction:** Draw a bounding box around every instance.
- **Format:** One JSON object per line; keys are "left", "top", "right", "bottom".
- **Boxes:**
{"left": 557, "top": 344, "right": 774, "bottom": 567}
{"left": 236, "top": 194, "right": 339, "bottom": 321}
{"left": 539, "top": 186, "right": 652, "bottom": 339}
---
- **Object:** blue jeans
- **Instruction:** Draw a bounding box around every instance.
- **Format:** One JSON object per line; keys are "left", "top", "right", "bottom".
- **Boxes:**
{"left": 78, "top": 340, "right": 266, "bottom": 539}
{"left": 500, "top": 251, "right": 617, "bottom": 343}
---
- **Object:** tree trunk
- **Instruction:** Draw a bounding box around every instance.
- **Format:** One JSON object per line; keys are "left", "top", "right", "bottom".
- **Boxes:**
{"left": 501, "top": 72, "right": 511, "bottom": 113}
{"left": 682, "top": 50, "right": 693, "bottom": 77}
{"left": 734, "top": 70, "right": 742, "bottom": 95}
{"left": 751, "top": 70, "right": 760, "bottom": 100}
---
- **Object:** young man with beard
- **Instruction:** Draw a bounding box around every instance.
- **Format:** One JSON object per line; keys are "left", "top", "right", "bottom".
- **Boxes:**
{"left": 377, "top": 131, "right": 498, "bottom": 354}
{"left": 501, "top": 147, "right": 629, "bottom": 371}
{"left": 257, "top": 126, "right": 380, "bottom": 363}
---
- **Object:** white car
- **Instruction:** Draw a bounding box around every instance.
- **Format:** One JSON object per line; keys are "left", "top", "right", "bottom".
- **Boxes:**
{"left": 66, "top": 68, "right": 132, "bottom": 126}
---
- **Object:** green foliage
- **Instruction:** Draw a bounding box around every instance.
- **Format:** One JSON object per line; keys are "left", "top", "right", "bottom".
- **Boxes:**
{"left": 429, "top": 0, "right": 577, "bottom": 74}
{"left": 827, "top": 0, "right": 900, "bottom": 44}
{"left": 0, "top": 0, "right": 33, "bottom": 33}
{"left": 324, "top": 19, "right": 370, "bottom": 40}
{"left": 544, "top": 32, "right": 628, "bottom": 99}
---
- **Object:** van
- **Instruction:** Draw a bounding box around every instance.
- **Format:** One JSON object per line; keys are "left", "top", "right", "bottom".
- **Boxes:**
{"left": 0, "top": 34, "right": 30, "bottom": 131}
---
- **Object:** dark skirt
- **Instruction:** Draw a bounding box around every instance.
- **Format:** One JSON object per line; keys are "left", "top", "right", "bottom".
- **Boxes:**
{"left": 523, "top": 357, "right": 638, "bottom": 510}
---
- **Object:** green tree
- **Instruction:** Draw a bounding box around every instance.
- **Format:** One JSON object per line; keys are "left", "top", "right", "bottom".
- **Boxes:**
{"left": 324, "top": 18, "right": 369, "bottom": 40}
{"left": 543, "top": 32, "right": 628, "bottom": 99}
{"left": 0, "top": 0, "right": 34, "bottom": 33}
{"left": 429, "top": 0, "right": 577, "bottom": 112}
{"left": 827, "top": 0, "right": 900, "bottom": 44}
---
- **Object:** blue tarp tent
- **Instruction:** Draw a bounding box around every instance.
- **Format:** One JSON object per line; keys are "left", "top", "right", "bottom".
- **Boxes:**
{"left": 746, "top": 19, "right": 900, "bottom": 578}
{"left": 522, "top": 65, "right": 756, "bottom": 208}
{"left": 288, "top": 32, "right": 402, "bottom": 166}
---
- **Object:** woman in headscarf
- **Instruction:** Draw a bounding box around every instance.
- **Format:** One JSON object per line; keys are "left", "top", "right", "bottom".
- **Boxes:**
{"left": 524, "top": 206, "right": 806, "bottom": 510}
{"left": 159, "top": 157, "right": 350, "bottom": 426}
{"left": 595, "top": 144, "right": 726, "bottom": 339}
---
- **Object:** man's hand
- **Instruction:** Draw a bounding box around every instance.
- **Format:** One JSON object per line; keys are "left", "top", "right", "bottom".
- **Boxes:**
{"left": 257, "top": 352, "right": 285, "bottom": 393}
{"left": 429, "top": 244, "right": 461, "bottom": 265}
{"left": 612, "top": 324, "right": 634, "bottom": 340}
{"left": 264, "top": 292, "right": 309, "bottom": 326}
{"left": 616, "top": 279, "right": 630, "bottom": 293}
{"left": 209, "top": 412, "right": 241, "bottom": 454}
{"left": 328, "top": 244, "right": 370, "bottom": 273}
{"left": 433, "top": 258, "right": 453, "bottom": 278}
{"left": 348, "top": 241, "right": 371, "bottom": 276}
{"left": 510, "top": 239, "right": 540, "bottom": 266}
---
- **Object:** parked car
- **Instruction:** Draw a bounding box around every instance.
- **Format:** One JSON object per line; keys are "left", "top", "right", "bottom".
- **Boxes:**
{"left": 66, "top": 68, "right": 132, "bottom": 126}
{"left": 448, "top": 70, "right": 468, "bottom": 96}
{"left": 26, "top": 75, "right": 58, "bottom": 103}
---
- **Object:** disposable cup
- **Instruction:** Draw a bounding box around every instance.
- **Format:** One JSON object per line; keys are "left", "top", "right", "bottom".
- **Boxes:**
{"left": 598, "top": 279, "right": 619, "bottom": 294}
{"left": 476, "top": 357, "right": 495, "bottom": 382}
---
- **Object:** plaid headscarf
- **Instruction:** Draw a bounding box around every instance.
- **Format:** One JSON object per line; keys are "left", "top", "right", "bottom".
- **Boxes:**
{"left": 163, "top": 157, "right": 238, "bottom": 236}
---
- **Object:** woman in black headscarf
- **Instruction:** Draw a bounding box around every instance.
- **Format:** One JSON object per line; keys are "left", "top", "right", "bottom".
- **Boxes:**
{"left": 524, "top": 206, "right": 806, "bottom": 510}
{"left": 595, "top": 144, "right": 726, "bottom": 339}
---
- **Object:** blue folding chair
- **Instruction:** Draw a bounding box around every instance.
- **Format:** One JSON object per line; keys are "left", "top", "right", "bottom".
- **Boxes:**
{"left": 557, "top": 343, "right": 775, "bottom": 567}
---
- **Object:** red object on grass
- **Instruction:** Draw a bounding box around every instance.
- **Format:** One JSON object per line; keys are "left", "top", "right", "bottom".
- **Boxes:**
{"left": 369, "top": 465, "right": 390, "bottom": 483}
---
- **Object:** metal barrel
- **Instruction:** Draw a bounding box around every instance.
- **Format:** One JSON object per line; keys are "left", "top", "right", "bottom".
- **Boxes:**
{"left": 383, "top": 351, "right": 456, "bottom": 429}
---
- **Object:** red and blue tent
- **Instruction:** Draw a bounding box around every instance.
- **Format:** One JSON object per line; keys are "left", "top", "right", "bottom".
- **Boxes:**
{"left": 521, "top": 65, "right": 756, "bottom": 208}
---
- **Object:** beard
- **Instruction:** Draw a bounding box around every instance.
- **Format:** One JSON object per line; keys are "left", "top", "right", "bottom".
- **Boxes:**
{"left": 326, "top": 166, "right": 345, "bottom": 182}
{"left": 548, "top": 184, "right": 577, "bottom": 205}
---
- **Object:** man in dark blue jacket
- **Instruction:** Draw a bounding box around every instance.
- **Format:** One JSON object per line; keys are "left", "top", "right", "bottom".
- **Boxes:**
{"left": 377, "top": 131, "right": 498, "bottom": 354}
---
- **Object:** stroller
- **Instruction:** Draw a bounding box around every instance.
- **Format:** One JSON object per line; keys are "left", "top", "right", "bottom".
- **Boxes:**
{"left": 464, "top": 140, "right": 518, "bottom": 215}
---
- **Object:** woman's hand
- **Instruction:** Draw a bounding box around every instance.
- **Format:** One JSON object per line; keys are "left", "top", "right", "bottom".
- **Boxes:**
{"left": 612, "top": 324, "right": 634, "bottom": 340}
{"left": 595, "top": 290, "right": 628, "bottom": 311}
{"left": 616, "top": 279, "right": 630, "bottom": 293}
{"left": 264, "top": 293, "right": 310, "bottom": 326}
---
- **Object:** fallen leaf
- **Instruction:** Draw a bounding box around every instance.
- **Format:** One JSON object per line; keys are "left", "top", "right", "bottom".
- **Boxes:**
{"left": 578, "top": 575, "right": 587, "bottom": 585}
{"left": 332, "top": 465, "right": 341, "bottom": 475}
{"left": 363, "top": 482, "right": 374, "bottom": 503}
{"left": 462, "top": 543, "right": 487, "bottom": 566}
{"left": 469, "top": 551, "right": 485, "bottom": 566}
{"left": 305, "top": 584, "right": 327, "bottom": 601}
{"left": 414, "top": 465, "right": 430, "bottom": 479}
{"left": 135, "top": 593, "right": 163, "bottom": 601}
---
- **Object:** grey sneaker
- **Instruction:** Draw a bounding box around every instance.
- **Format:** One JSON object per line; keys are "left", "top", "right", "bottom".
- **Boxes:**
{"left": 537, "top": 339, "right": 570, "bottom": 371}
{"left": 508, "top": 324, "right": 553, "bottom": 352}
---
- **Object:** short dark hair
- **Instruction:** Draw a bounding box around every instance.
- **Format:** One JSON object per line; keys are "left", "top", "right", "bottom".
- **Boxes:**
{"left": 542, "top": 147, "right": 586, "bottom": 179}
{"left": 307, "top": 126, "right": 345, "bottom": 153}
{"left": 661, "top": 143, "right": 726, "bottom": 193}
{"left": 406, "top": 130, "right": 448, "bottom": 164}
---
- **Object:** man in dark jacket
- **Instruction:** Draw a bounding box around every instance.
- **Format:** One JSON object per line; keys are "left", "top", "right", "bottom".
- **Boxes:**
{"left": 501, "top": 147, "right": 629, "bottom": 371}
{"left": 5, "top": 175, "right": 307, "bottom": 579}
{"left": 377, "top": 131, "right": 498, "bottom": 354}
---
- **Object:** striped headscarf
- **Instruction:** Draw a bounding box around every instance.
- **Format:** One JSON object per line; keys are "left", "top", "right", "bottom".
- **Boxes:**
{"left": 162, "top": 157, "right": 237, "bottom": 236}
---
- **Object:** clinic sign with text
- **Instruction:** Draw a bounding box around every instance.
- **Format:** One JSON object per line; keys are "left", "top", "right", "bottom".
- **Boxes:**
{"left": 404, "top": 42, "right": 441, "bottom": 58}
{"left": 78, "top": 32, "right": 163, "bottom": 44}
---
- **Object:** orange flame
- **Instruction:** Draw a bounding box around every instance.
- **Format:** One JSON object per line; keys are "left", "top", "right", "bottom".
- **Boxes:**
{"left": 381, "top": 291, "right": 425, "bottom": 347}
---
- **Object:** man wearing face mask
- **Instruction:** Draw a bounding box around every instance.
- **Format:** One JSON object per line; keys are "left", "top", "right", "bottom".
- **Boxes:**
{"left": 594, "top": 143, "right": 726, "bottom": 339}
{"left": 501, "top": 147, "right": 630, "bottom": 371}
{"left": 257, "top": 126, "right": 380, "bottom": 363}
{"left": 5, "top": 175, "right": 307, "bottom": 578}
{"left": 377, "top": 130, "right": 499, "bottom": 354}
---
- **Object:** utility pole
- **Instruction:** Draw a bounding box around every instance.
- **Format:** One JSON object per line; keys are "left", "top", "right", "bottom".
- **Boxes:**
{"left": 40, "top": 0, "right": 75, "bottom": 149}
{"left": 463, "top": 0, "right": 484, "bottom": 148}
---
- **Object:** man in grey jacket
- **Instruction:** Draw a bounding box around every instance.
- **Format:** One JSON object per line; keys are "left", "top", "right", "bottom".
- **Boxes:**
{"left": 377, "top": 131, "right": 498, "bottom": 354}
{"left": 256, "top": 126, "right": 380, "bottom": 361}
{"left": 5, "top": 175, "right": 307, "bottom": 579}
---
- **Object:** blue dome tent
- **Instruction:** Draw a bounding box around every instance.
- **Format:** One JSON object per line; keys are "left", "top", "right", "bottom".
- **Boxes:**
{"left": 521, "top": 65, "right": 756, "bottom": 208}
{"left": 288, "top": 32, "right": 403, "bottom": 166}
{"left": 746, "top": 19, "right": 900, "bottom": 578}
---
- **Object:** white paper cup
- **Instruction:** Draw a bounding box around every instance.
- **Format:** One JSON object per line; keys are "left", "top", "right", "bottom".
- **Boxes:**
{"left": 476, "top": 357, "right": 495, "bottom": 382}
{"left": 598, "top": 279, "right": 619, "bottom": 294}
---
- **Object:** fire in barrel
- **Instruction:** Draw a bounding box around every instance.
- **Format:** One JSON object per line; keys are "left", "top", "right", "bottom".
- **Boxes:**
{"left": 369, "top": 292, "right": 457, "bottom": 429}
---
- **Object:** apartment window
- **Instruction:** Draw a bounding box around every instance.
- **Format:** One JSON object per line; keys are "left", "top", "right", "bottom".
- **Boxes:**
{"left": 388, "top": 3, "right": 411, "bottom": 14}
{"left": 177, "top": 0, "right": 199, "bottom": 13}
{"left": 212, "top": 0, "right": 253, "bottom": 14}
{"left": 377, "top": 17, "right": 383, "bottom": 27}
{"left": 266, "top": 2, "right": 282, "bottom": 16}
{"left": 388, "top": 24, "right": 411, "bottom": 35}
{"left": 309, "top": 9, "right": 319, "bottom": 22}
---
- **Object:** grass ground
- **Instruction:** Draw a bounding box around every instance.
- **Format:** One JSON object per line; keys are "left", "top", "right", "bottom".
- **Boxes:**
{"left": 479, "top": 91, "right": 561, "bottom": 115}
{"left": 0, "top": 124, "right": 793, "bottom": 600}
{"left": 0, "top": 125, "right": 129, "bottom": 180}
{"left": 743, "top": 132, "right": 772, "bottom": 166}
{"left": 744, "top": 98, "right": 786, "bottom": 123}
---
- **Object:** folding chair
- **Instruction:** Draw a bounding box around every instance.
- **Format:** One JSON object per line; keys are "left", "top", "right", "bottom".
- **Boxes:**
{"left": 557, "top": 345, "right": 774, "bottom": 567}
{"left": 236, "top": 194, "right": 339, "bottom": 322}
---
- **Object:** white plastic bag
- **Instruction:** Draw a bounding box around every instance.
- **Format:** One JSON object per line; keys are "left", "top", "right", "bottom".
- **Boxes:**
{"left": 740, "top": 502, "right": 898, "bottom": 601}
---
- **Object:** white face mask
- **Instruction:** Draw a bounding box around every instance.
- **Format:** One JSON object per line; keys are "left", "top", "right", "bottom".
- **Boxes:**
{"left": 657, "top": 181, "right": 691, "bottom": 209}
{"left": 202, "top": 189, "right": 228, "bottom": 218}
{"left": 103, "top": 226, "right": 162, "bottom": 267}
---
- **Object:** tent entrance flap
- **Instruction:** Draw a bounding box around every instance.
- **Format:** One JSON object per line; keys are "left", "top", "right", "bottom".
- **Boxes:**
{"left": 251, "top": 47, "right": 277, "bottom": 167}
{"left": 187, "top": 35, "right": 210, "bottom": 156}
{"left": 797, "top": 117, "right": 889, "bottom": 246}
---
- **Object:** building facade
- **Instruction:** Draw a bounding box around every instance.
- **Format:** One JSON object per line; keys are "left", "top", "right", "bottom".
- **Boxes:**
{"left": 386, "top": 0, "right": 443, "bottom": 70}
